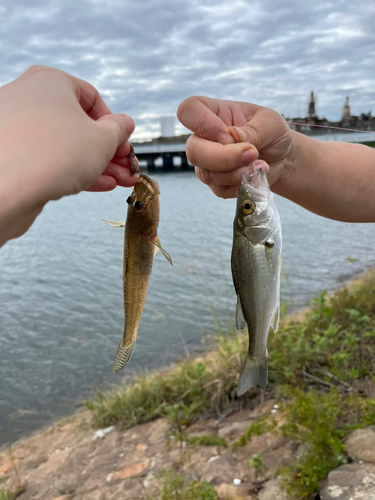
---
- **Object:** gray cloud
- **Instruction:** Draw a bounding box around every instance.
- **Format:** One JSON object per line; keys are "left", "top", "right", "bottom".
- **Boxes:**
{"left": 0, "top": 0, "right": 374, "bottom": 139}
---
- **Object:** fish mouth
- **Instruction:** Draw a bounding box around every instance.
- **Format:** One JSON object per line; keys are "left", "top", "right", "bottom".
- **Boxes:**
{"left": 130, "top": 173, "right": 160, "bottom": 207}
{"left": 241, "top": 165, "right": 268, "bottom": 201}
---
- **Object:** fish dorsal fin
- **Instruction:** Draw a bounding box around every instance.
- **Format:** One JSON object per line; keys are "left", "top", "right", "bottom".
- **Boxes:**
{"left": 236, "top": 296, "right": 247, "bottom": 330}
{"left": 103, "top": 220, "right": 126, "bottom": 228}
{"left": 147, "top": 235, "right": 173, "bottom": 266}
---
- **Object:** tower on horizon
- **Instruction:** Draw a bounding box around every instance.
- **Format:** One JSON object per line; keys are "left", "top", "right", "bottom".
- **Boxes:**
{"left": 342, "top": 97, "right": 351, "bottom": 119}
{"left": 307, "top": 91, "right": 317, "bottom": 123}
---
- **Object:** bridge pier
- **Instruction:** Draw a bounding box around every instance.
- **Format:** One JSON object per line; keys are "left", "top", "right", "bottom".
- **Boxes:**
{"left": 162, "top": 153, "right": 174, "bottom": 170}
{"left": 180, "top": 153, "right": 189, "bottom": 170}
{"left": 146, "top": 156, "right": 155, "bottom": 171}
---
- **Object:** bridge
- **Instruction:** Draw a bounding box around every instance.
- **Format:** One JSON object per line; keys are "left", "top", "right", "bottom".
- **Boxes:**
{"left": 132, "top": 132, "right": 375, "bottom": 171}
{"left": 132, "top": 135, "right": 192, "bottom": 171}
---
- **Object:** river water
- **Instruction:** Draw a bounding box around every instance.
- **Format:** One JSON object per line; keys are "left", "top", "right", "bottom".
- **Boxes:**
{"left": 1, "top": 170, "right": 375, "bottom": 446}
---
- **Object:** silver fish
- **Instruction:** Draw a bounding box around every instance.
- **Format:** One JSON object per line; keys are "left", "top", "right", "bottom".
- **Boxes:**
{"left": 231, "top": 166, "right": 282, "bottom": 395}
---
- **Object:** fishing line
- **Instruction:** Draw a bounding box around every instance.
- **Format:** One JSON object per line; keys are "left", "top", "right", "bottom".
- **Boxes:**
{"left": 260, "top": 117, "right": 375, "bottom": 135}
{"left": 79, "top": 90, "right": 105, "bottom": 120}
{"left": 286, "top": 121, "right": 375, "bottom": 134}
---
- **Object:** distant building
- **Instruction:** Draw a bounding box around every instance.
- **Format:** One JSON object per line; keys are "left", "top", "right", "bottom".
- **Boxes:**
{"left": 342, "top": 96, "right": 351, "bottom": 119}
{"left": 160, "top": 116, "right": 175, "bottom": 137}
{"left": 287, "top": 92, "right": 375, "bottom": 134}
{"left": 307, "top": 91, "right": 317, "bottom": 124}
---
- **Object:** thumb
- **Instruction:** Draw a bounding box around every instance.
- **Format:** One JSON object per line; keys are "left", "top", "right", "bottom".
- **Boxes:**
{"left": 95, "top": 113, "right": 135, "bottom": 153}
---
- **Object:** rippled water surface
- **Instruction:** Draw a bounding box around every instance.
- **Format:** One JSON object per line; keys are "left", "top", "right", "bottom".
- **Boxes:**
{"left": 1, "top": 171, "right": 375, "bottom": 445}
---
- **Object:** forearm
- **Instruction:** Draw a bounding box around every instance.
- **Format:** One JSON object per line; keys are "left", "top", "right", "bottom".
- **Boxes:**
{"left": 273, "top": 132, "right": 375, "bottom": 222}
{"left": 0, "top": 154, "right": 45, "bottom": 247}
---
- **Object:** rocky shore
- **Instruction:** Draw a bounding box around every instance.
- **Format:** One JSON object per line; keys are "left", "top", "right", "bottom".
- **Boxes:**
{"left": 1, "top": 399, "right": 375, "bottom": 500}
{"left": 1, "top": 268, "right": 375, "bottom": 499}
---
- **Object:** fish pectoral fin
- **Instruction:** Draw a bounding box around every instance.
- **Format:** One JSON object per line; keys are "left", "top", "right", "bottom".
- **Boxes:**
{"left": 103, "top": 220, "right": 126, "bottom": 228}
{"left": 270, "top": 307, "right": 280, "bottom": 333}
{"left": 235, "top": 297, "right": 247, "bottom": 330}
{"left": 147, "top": 236, "right": 173, "bottom": 266}
{"left": 112, "top": 338, "right": 136, "bottom": 373}
{"left": 237, "top": 354, "right": 268, "bottom": 396}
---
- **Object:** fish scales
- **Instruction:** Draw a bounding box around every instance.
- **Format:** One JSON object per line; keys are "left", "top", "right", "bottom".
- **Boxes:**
{"left": 104, "top": 173, "right": 172, "bottom": 374}
{"left": 231, "top": 166, "right": 282, "bottom": 395}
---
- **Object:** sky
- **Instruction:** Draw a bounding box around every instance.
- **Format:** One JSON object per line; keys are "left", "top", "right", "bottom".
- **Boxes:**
{"left": 0, "top": 0, "right": 374, "bottom": 140}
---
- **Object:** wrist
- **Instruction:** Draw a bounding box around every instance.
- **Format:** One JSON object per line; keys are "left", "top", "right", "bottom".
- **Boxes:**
{"left": 272, "top": 131, "right": 316, "bottom": 199}
{"left": 0, "top": 151, "right": 46, "bottom": 247}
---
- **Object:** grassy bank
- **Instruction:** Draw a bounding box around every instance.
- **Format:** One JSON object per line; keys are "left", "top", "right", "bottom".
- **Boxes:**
{"left": 86, "top": 269, "right": 375, "bottom": 498}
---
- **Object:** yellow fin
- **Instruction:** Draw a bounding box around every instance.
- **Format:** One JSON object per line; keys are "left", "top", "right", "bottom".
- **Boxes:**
{"left": 148, "top": 236, "right": 173, "bottom": 265}
{"left": 103, "top": 220, "right": 126, "bottom": 228}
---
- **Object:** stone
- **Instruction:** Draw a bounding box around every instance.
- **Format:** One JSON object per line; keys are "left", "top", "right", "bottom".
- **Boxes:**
{"left": 346, "top": 426, "right": 375, "bottom": 463}
{"left": 105, "top": 478, "right": 143, "bottom": 499}
{"left": 136, "top": 443, "right": 148, "bottom": 453}
{"left": 198, "top": 453, "right": 239, "bottom": 485}
{"left": 113, "top": 459, "right": 149, "bottom": 480}
{"left": 218, "top": 420, "right": 254, "bottom": 440}
{"left": 0, "top": 459, "right": 19, "bottom": 477}
{"left": 35, "top": 448, "right": 70, "bottom": 476}
{"left": 215, "top": 483, "right": 251, "bottom": 500}
{"left": 147, "top": 419, "right": 170, "bottom": 444}
{"left": 257, "top": 479, "right": 287, "bottom": 500}
{"left": 320, "top": 463, "right": 375, "bottom": 500}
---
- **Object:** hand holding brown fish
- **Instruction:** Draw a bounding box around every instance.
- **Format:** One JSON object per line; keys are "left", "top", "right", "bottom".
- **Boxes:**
{"left": 104, "top": 173, "right": 172, "bottom": 373}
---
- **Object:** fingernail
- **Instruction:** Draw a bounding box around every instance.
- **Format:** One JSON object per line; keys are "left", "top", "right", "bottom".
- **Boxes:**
{"left": 241, "top": 148, "right": 257, "bottom": 165}
{"left": 228, "top": 126, "right": 248, "bottom": 143}
{"left": 122, "top": 115, "right": 135, "bottom": 134}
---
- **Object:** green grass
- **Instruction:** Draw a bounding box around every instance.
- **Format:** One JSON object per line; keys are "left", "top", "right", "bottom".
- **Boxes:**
{"left": 182, "top": 435, "right": 228, "bottom": 448}
{"left": 86, "top": 269, "right": 375, "bottom": 499}
{"left": 232, "top": 415, "right": 277, "bottom": 448}
{"left": 148, "top": 469, "right": 218, "bottom": 500}
{"left": 0, "top": 490, "right": 11, "bottom": 500}
{"left": 85, "top": 325, "right": 246, "bottom": 429}
{"left": 359, "top": 140, "right": 375, "bottom": 147}
{"left": 275, "top": 387, "right": 375, "bottom": 499}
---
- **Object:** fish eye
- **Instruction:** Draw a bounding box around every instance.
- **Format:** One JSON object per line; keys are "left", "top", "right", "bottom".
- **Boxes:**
{"left": 126, "top": 196, "right": 132, "bottom": 205}
{"left": 241, "top": 199, "right": 255, "bottom": 215}
{"left": 134, "top": 201, "right": 144, "bottom": 211}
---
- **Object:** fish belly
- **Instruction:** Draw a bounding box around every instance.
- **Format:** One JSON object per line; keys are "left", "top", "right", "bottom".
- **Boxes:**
{"left": 231, "top": 233, "right": 281, "bottom": 393}
{"left": 112, "top": 231, "right": 155, "bottom": 373}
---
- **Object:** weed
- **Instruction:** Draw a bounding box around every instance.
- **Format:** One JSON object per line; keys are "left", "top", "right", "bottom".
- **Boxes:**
{"left": 164, "top": 402, "right": 203, "bottom": 433}
{"left": 148, "top": 469, "right": 218, "bottom": 500}
{"left": 232, "top": 415, "right": 277, "bottom": 448}
{"left": 56, "top": 483, "right": 75, "bottom": 495}
{"left": 248, "top": 452, "right": 263, "bottom": 475}
{"left": 183, "top": 435, "right": 228, "bottom": 447}
{"left": 0, "top": 490, "right": 11, "bottom": 500}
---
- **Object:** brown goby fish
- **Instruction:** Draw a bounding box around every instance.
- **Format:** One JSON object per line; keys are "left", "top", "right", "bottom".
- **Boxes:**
{"left": 104, "top": 173, "right": 172, "bottom": 373}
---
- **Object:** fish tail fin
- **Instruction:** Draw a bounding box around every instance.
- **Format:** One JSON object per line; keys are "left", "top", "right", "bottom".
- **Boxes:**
{"left": 112, "top": 339, "right": 136, "bottom": 374}
{"left": 237, "top": 353, "right": 268, "bottom": 396}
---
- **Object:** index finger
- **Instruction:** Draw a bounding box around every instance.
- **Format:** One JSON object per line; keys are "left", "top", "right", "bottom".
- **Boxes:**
{"left": 71, "top": 76, "right": 113, "bottom": 120}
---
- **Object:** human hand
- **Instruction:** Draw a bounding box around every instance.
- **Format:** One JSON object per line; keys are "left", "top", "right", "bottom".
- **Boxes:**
{"left": 177, "top": 96, "right": 292, "bottom": 198}
{"left": 0, "top": 65, "right": 136, "bottom": 245}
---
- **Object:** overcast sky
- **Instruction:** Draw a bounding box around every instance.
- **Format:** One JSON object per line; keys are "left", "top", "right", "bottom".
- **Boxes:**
{"left": 1, "top": 0, "right": 374, "bottom": 140}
